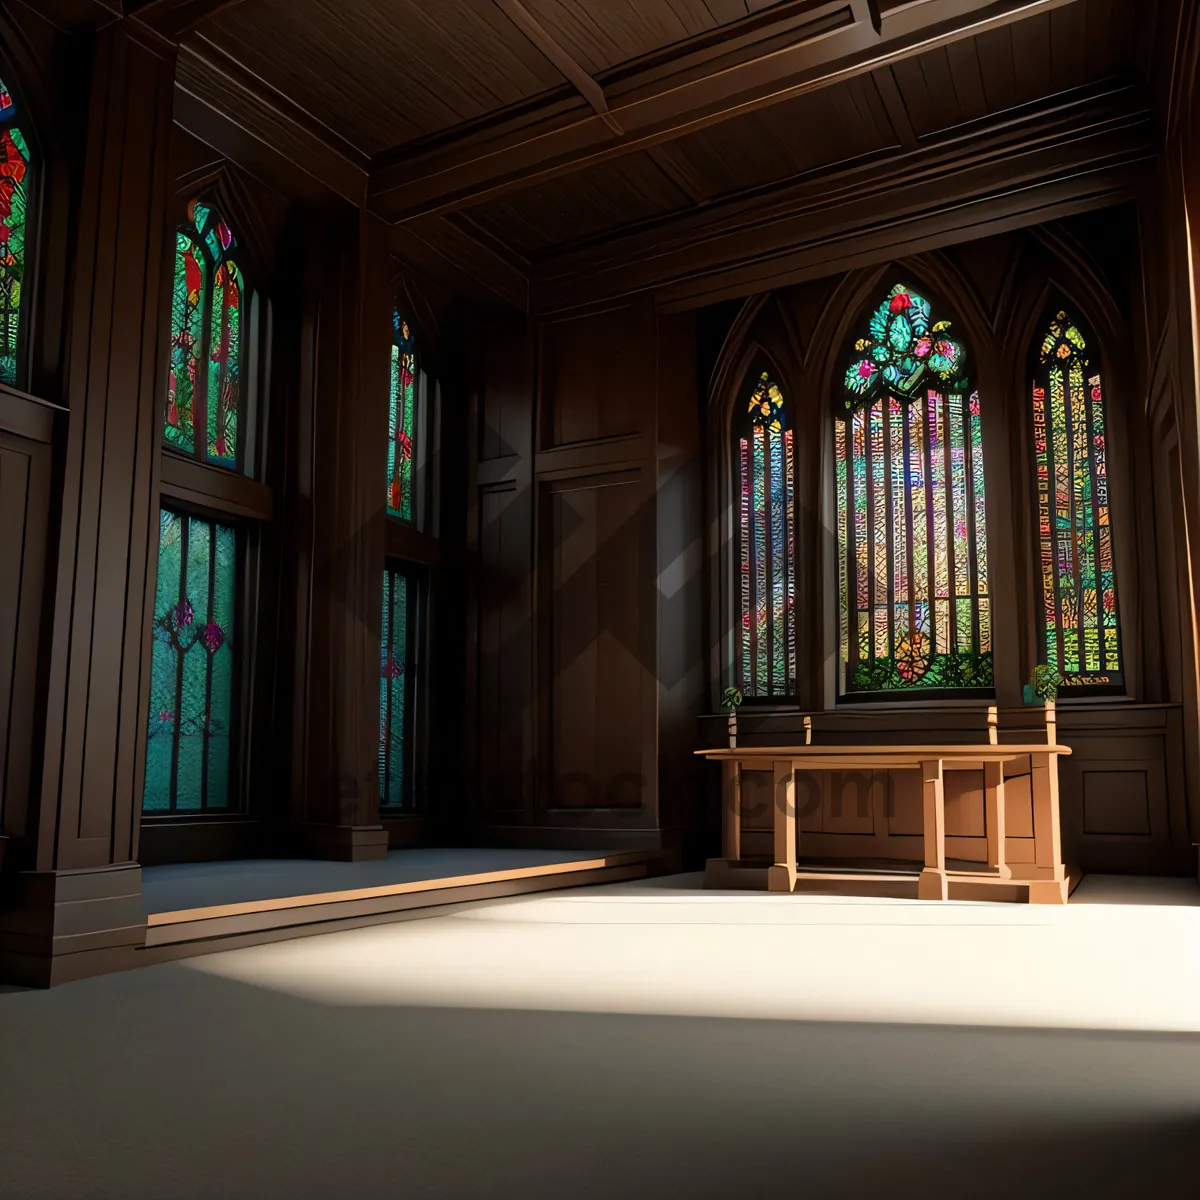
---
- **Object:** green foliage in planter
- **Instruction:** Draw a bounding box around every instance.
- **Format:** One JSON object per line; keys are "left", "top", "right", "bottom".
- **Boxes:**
{"left": 721, "top": 687, "right": 743, "bottom": 710}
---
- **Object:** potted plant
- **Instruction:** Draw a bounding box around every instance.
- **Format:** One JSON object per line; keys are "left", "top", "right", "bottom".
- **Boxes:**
{"left": 1024, "top": 664, "right": 1064, "bottom": 706}
{"left": 721, "top": 687, "right": 743, "bottom": 747}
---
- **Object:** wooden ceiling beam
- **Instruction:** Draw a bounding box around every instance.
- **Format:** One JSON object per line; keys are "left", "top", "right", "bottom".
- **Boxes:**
{"left": 528, "top": 84, "right": 1153, "bottom": 315}
{"left": 368, "top": 0, "right": 1082, "bottom": 222}
{"left": 126, "top": 0, "right": 248, "bottom": 39}
{"left": 495, "top": 0, "right": 622, "bottom": 136}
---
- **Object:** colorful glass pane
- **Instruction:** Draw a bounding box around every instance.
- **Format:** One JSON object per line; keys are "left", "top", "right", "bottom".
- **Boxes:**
{"left": 837, "top": 286, "right": 991, "bottom": 693}
{"left": 144, "top": 508, "right": 237, "bottom": 813}
{"left": 735, "top": 370, "right": 796, "bottom": 697}
{"left": 388, "top": 310, "right": 417, "bottom": 519}
{"left": 1032, "top": 312, "right": 1122, "bottom": 689}
{"left": 0, "top": 79, "right": 30, "bottom": 388}
{"left": 379, "top": 565, "right": 415, "bottom": 808}
{"left": 165, "top": 201, "right": 242, "bottom": 468}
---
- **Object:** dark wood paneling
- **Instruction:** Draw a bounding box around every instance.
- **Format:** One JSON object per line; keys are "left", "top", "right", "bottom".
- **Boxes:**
{"left": 476, "top": 481, "right": 534, "bottom": 815}
{"left": 538, "top": 471, "right": 653, "bottom": 814}
{"left": 893, "top": 0, "right": 1135, "bottom": 139}
{"left": 201, "top": 0, "right": 567, "bottom": 155}
{"left": 539, "top": 304, "right": 651, "bottom": 446}
{"left": 368, "top": 0, "right": 1077, "bottom": 220}
{"left": 0, "top": 427, "right": 51, "bottom": 846}
{"left": 533, "top": 86, "right": 1152, "bottom": 313}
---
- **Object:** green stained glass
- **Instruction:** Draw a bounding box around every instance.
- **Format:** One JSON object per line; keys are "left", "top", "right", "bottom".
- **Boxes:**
{"left": 837, "top": 285, "right": 991, "bottom": 695}
{"left": 0, "top": 84, "right": 30, "bottom": 388}
{"left": 379, "top": 565, "right": 416, "bottom": 808}
{"left": 166, "top": 201, "right": 242, "bottom": 469}
{"left": 143, "top": 508, "right": 237, "bottom": 813}
{"left": 388, "top": 310, "right": 418, "bottom": 520}
{"left": 1032, "top": 311, "right": 1123, "bottom": 690}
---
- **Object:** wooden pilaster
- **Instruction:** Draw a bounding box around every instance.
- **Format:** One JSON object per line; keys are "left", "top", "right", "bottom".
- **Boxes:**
{"left": 289, "top": 205, "right": 391, "bottom": 860}
{"left": 0, "top": 22, "right": 176, "bottom": 984}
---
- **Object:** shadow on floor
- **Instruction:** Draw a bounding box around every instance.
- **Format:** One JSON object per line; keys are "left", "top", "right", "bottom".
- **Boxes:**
{"left": 2, "top": 963, "right": 1198, "bottom": 1199}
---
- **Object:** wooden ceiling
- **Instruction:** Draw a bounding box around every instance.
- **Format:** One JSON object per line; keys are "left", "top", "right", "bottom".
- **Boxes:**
{"left": 80, "top": 0, "right": 1156, "bottom": 305}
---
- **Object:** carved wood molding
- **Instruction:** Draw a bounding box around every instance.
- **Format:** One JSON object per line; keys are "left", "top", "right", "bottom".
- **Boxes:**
{"left": 531, "top": 85, "right": 1155, "bottom": 314}
{"left": 368, "top": 0, "right": 1081, "bottom": 221}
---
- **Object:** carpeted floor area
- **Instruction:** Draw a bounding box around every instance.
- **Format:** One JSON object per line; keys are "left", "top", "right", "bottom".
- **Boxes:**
{"left": 3, "top": 873, "right": 1199, "bottom": 1198}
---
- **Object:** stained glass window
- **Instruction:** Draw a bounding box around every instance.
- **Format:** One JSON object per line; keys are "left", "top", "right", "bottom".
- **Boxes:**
{"left": 144, "top": 507, "right": 237, "bottom": 812}
{"left": 380, "top": 564, "right": 417, "bottom": 808}
{"left": 835, "top": 284, "right": 991, "bottom": 694}
{"left": 1031, "top": 311, "right": 1122, "bottom": 689}
{"left": 388, "top": 310, "right": 418, "bottom": 520}
{"left": 735, "top": 370, "right": 796, "bottom": 697}
{"left": 0, "top": 76, "right": 30, "bottom": 387}
{"left": 166, "top": 200, "right": 242, "bottom": 468}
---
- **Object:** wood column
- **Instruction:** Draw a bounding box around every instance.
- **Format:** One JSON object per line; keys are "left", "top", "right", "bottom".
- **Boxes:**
{"left": 1028, "top": 750, "right": 1068, "bottom": 903}
{"left": 917, "top": 759, "right": 948, "bottom": 900}
{"left": 767, "top": 759, "right": 796, "bottom": 893}
{"left": 0, "top": 24, "right": 176, "bottom": 985}
{"left": 290, "top": 205, "right": 391, "bottom": 860}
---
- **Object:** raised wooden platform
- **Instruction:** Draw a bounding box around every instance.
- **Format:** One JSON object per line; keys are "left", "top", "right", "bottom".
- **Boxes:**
{"left": 139, "top": 847, "right": 652, "bottom": 962}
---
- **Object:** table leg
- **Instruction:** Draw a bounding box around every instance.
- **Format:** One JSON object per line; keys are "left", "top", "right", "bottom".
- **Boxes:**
{"left": 1031, "top": 750, "right": 1067, "bottom": 902}
{"left": 767, "top": 759, "right": 796, "bottom": 893}
{"left": 984, "top": 759, "right": 1011, "bottom": 879}
{"left": 722, "top": 759, "right": 741, "bottom": 864}
{"left": 918, "top": 758, "right": 948, "bottom": 900}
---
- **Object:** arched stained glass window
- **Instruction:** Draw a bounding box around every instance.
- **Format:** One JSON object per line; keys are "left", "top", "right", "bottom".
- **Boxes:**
{"left": 0, "top": 76, "right": 30, "bottom": 387}
{"left": 388, "top": 310, "right": 417, "bottom": 519}
{"left": 734, "top": 369, "right": 796, "bottom": 697}
{"left": 835, "top": 284, "right": 991, "bottom": 694}
{"left": 1031, "top": 311, "right": 1122, "bottom": 689}
{"left": 166, "top": 200, "right": 242, "bottom": 469}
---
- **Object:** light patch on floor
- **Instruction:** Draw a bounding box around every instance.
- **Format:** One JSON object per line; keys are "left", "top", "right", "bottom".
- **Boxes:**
{"left": 183, "top": 872, "right": 1200, "bottom": 1032}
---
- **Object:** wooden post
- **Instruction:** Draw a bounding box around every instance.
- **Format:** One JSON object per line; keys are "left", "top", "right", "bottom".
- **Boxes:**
{"left": 767, "top": 759, "right": 796, "bottom": 893}
{"left": 1029, "top": 749, "right": 1067, "bottom": 902}
{"left": 984, "top": 758, "right": 1011, "bottom": 878}
{"left": 917, "top": 758, "right": 948, "bottom": 900}
{"left": 722, "top": 758, "right": 741, "bottom": 864}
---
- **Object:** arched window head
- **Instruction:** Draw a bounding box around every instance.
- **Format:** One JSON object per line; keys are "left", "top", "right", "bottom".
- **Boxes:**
{"left": 165, "top": 199, "right": 243, "bottom": 469}
{"left": 1031, "top": 310, "right": 1122, "bottom": 689}
{"left": 0, "top": 76, "right": 30, "bottom": 387}
{"left": 835, "top": 283, "right": 991, "bottom": 695}
{"left": 734, "top": 368, "right": 796, "bottom": 697}
{"left": 388, "top": 309, "right": 417, "bottom": 520}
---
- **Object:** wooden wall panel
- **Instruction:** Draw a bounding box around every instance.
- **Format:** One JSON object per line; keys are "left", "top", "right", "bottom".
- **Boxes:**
{"left": 476, "top": 481, "right": 534, "bottom": 816}
{"left": 540, "top": 303, "right": 652, "bottom": 448}
{"left": 539, "top": 472, "right": 653, "bottom": 814}
{"left": 0, "top": 423, "right": 52, "bottom": 858}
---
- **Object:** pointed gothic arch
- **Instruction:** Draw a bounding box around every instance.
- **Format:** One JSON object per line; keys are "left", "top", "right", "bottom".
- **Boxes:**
{"left": 833, "top": 278, "right": 993, "bottom": 696}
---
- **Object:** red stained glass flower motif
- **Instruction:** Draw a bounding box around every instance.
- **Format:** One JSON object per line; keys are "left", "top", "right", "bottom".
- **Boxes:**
{"left": 889, "top": 292, "right": 911, "bottom": 314}
{"left": 202, "top": 621, "right": 225, "bottom": 653}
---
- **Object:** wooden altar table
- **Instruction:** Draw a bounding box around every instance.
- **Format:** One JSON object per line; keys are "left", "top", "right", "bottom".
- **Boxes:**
{"left": 696, "top": 742, "right": 1072, "bottom": 904}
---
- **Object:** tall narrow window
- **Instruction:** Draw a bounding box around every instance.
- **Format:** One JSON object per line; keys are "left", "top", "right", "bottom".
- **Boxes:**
{"left": 1031, "top": 311, "right": 1122, "bottom": 689}
{"left": 379, "top": 564, "right": 417, "bottom": 809}
{"left": 388, "top": 311, "right": 417, "bottom": 519}
{"left": 166, "top": 200, "right": 243, "bottom": 469}
{"left": 734, "top": 370, "right": 796, "bottom": 697}
{"left": 144, "top": 507, "right": 237, "bottom": 812}
{"left": 0, "top": 77, "right": 30, "bottom": 387}
{"left": 835, "top": 284, "right": 991, "bottom": 694}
